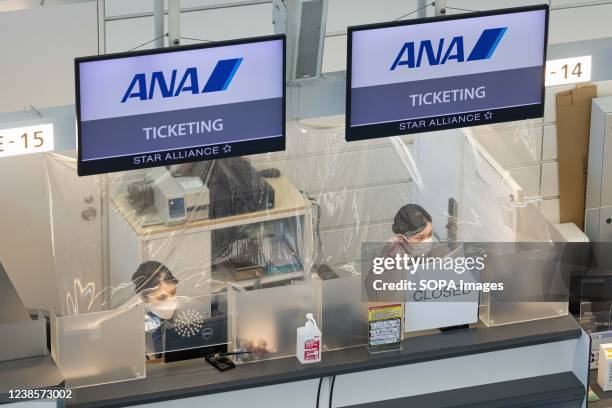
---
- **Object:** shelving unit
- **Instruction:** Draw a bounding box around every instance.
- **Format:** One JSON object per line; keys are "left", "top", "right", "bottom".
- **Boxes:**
{"left": 108, "top": 176, "right": 314, "bottom": 302}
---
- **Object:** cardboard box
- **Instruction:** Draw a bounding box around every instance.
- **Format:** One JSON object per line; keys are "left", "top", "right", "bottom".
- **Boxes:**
{"left": 556, "top": 84, "right": 597, "bottom": 230}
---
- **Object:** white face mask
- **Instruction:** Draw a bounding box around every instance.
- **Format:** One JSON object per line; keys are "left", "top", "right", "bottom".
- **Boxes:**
{"left": 413, "top": 236, "right": 434, "bottom": 255}
{"left": 148, "top": 299, "right": 178, "bottom": 320}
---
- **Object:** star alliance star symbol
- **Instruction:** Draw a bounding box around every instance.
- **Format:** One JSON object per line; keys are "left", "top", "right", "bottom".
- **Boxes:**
{"left": 484, "top": 111, "right": 493, "bottom": 120}
{"left": 222, "top": 144, "right": 232, "bottom": 153}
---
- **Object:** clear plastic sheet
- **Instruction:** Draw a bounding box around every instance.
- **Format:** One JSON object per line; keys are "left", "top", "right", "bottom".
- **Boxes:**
{"left": 44, "top": 117, "right": 563, "bottom": 372}
{"left": 574, "top": 206, "right": 612, "bottom": 332}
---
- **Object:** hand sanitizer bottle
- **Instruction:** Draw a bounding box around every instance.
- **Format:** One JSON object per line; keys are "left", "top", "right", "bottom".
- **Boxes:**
{"left": 297, "top": 313, "right": 321, "bottom": 364}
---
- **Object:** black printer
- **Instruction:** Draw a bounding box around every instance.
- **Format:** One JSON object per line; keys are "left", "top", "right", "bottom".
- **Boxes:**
{"left": 188, "top": 157, "right": 275, "bottom": 219}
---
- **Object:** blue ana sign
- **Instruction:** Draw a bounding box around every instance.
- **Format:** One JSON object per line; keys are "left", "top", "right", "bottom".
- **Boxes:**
{"left": 75, "top": 36, "right": 284, "bottom": 176}
{"left": 390, "top": 27, "right": 507, "bottom": 70}
{"left": 346, "top": 6, "right": 548, "bottom": 141}
{"left": 121, "top": 58, "right": 243, "bottom": 102}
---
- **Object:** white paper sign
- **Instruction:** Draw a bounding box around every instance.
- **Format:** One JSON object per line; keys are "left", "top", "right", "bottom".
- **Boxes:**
{"left": 545, "top": 55, "right": 591, "bottom": 87}
{"left": 0, "top": 124, "right": 54, "bottom": 158}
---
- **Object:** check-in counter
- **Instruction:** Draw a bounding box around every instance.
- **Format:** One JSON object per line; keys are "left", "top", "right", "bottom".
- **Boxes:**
{"left": 57, "top": 316, "right": 587, "bottom": 408}
{"left": 0, "top": 258, "right": 588, "bottom": 408}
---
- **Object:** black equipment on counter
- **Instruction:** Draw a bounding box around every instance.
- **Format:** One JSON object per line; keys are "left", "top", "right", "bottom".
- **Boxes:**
{"left": 205, "top": 354, "right": 236, "bottom": 371}
{"left": 189, "top": 157, "right": 275, "bottom": 219}
{"left": 164, "top": 314, "right": 228, "bottom": 363}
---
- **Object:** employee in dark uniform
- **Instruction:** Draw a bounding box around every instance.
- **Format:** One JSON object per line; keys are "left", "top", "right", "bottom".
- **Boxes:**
{"left": 131, "top": 261, "right": 179, "bottom": 357}
{"left": 365, "top": 204, "right": 436, "bottom": 301}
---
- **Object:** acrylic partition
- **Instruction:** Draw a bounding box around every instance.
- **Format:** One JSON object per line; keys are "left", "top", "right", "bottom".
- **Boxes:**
{"left": 467, "top": 123, "right": 571, "bottom": 326}
{"left": 228, "top": 282, "right": 321, "bottom": 362}
{"left": 50, "top": 306, "right": 146, "bottom": 388}
{"left": 478, "top": 238, "right": 571, "bottom": 327}
{"left": 414, "top": 123, "right": 571, "bottom": 326}
{"left": 321, "top": 275, "right": 369, "bottom": 351}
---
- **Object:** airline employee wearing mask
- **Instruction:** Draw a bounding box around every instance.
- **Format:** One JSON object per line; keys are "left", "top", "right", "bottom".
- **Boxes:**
{"left": 365, "top": 204, "right": 435, "bottom": 301}
{"left": 390, "top": 204, "right": 434, "bottom": 246}
{"left": 131, "top": 261, "right": 179, "bottom": 356}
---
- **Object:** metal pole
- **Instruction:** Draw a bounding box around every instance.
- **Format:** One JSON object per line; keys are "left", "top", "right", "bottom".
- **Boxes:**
{"left": 434, "top": 0, "right": 446, "bottom": 16}
{"left": 417, "top": 0, "right": 427, "bottom": 18}
{"left": 96, "top": 1, "right": 110, "bottom": 309}
{"left": 168, "top": 0, "right": 181, "bottom": 46}
{"left": 153, "top": 0, "right": 164, "bottom": 48}
{"left": 96, "top": 0, "right": 105, "bottom": 54}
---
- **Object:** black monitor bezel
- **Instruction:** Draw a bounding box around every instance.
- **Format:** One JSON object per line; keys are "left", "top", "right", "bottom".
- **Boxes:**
{"left": 345, "top": 4, "right": 550, "bottom": 141}
{"left": 75, "top": 34, "right": 286, "bottom": 176}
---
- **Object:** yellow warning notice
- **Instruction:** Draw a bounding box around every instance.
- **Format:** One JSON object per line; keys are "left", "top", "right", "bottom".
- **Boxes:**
{"left": 368, "top": 304, "right": 402, "bottom": 322}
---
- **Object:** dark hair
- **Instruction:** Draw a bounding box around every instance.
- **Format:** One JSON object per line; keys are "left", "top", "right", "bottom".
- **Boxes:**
{"left": 131, "top": 261, "right": 178, "bottom": 296}
{"left": 392, "top": 204, "right": 432, "bottom": 236}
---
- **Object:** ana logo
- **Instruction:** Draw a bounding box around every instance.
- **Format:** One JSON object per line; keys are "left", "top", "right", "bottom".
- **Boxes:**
{"left": 121, "top": 58, "right": 243, "bottom": 103}
{"left": 390, "top": 27, "right": 507, "bottom": 70}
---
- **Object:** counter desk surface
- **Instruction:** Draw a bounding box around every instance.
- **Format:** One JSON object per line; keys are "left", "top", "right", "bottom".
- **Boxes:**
{"left": 0, "top": 355, "right": 64, "bottom": 404}
{"left": 63, "top": 315, "right": 584, "bottom": 408}
{"left": 111, "top": 176, "right": 311, "bottom": 237}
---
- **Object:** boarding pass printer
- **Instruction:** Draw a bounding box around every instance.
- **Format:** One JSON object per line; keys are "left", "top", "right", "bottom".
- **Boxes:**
{"left": 149, "top": 167, "right": 210, "bottom": 226}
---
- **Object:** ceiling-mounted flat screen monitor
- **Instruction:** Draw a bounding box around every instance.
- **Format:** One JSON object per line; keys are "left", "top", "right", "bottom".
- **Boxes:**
{"left": 346, "top": 5, "right": 548, "bottom": 141}
{"left": 75, "top": 35, "right": 285, "bottom": 176}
